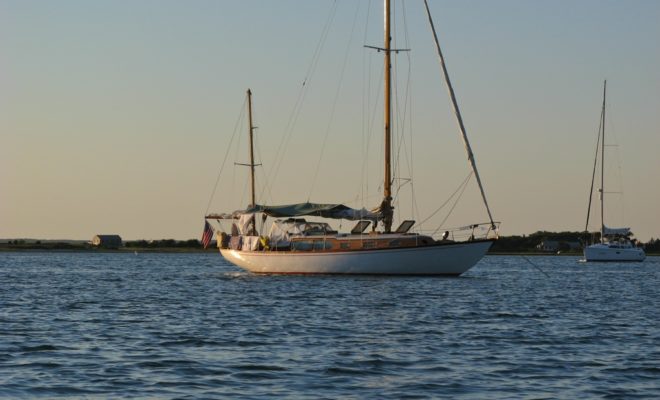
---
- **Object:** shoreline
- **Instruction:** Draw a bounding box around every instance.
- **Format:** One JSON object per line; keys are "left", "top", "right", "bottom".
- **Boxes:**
{"left": 0, "top": 246, "right": 216, "bottom": 253}
{"left": 1, "top": 247, "right": 657, "bottom": 257}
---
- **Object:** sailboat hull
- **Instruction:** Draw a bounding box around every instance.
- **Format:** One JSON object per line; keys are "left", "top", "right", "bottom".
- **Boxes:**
{"left": 583, "top": 243, "right": 646, "bottom": 262}
{"left": 220, "top": 240, "right": 493, "bottom": 275}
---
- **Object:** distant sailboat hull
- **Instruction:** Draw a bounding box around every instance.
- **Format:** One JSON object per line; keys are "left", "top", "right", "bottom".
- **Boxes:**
{"left": 220, "top": 239, "right": 493, "bottom": 275}
{"left": 583, "top": 243, "right": 646, "bottom": 262}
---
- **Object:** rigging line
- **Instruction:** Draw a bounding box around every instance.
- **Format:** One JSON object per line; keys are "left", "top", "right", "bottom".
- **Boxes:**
{"left": 396, "top": 57, "right": 413, "bottom": 176}
{"left": 411, "top": 180, "right": 422, "bottom": 229}
{"left": 392, "top": 1, "right": 413, "bottom": 197}
{"left": 264, "top": 88, "right": 304, "bottom": 197}
{"left": 605, "top": 100, "right": 626, "bottom": 227}
{"left": 399, "top": 2, "right": 418, "bottom": 224}
{"left": 431, "top": 172, "right": 472, "bottom": 237}
{"left": 233, "top": 109, "right": 245, "bottom": 200}
{"left": 393, "top": 60, "right": 410, "bottom": 171}
{"left": 585, "top": 104, "right": 603, "bottom": 232}
{"left": 361, "top": 0, "right": 372, "bottom": 210}
{"left": 254, "top": 135, "right": 275, "bottom": 205}
{"left": 600, "top": 80, "right": 606, "bottom": 239}
{"left": 392, "top": 44, "right": 414, "bottom": 211}
{"left": 303, "top": 0, "right": 338, "bottom": 87}
{"left": 618, "top": 142, "right": 625, "bottom": 228}
{"left": 418, "top": 171, "right": 473, "bottom": 227}
{"left": 342, "top": 192, "right": 382, "bottom": 206}
{"left": 423, "top": 0, "right": 496, "bottom": 229}
{"left": 264, "top": 1, "right": 339, "bottom": 198}
{"left": 237, "top": 117, "right": 248, "bottom": 207}
{"left": 359, "top": 3, "right": 365, "bottom": 207}
{"left": 248, "top": 108, "right": 274, "bottom": 206}
{"left": 256, "top": 167, "right": 273, "bottom": 211}
{"left": 392, "top": 177, "right": 410, "bottom": 218}
{"left": 407, "top": 65, "right": 419, "bottom": 222}
{"left": 361, "top": 55, "right": 373, "bottom": 206}
{"left": 521, "top": 255, "right": 550, "bottom": 278}
{"left": 239, "top": 166, "right": 249, "bottom": 208}
{"left": 390, "top": 0, "right": 398, "bottom": 190}
{"left": 266, "top": 43, "right": 330, "bottom": 193}
{"left": 358, "top": 60, "right": 385, "bottom": 204}
{"left": 307, "top": 1, "right": 362, "bottom": 201}
{"left": 204, "top": 96, "right": 247, "bottom": 215}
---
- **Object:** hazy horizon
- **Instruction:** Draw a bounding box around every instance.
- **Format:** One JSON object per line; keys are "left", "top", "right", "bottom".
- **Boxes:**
{"left": 2, "top": 1, "right": 659, "bottom": 242}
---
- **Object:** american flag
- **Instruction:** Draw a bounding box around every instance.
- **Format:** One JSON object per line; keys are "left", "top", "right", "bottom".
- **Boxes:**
{"left": 201, "top": 220, "right": 214, "bottom": 249}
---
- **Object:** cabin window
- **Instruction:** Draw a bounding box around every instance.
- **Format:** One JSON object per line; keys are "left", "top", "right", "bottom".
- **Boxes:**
{"left": 313, "top": 241, "right": 332, "bottom": 251}
{"left": 395, "top": 220, "right": 415, "bottom": 234}
{"left": 340, "top": 242, "right": 350, "bottom": 250}
{"left": 362, "top": 241, "right": 376, "bottom": 249}
{"left": 388, "top": 239, "right": 401, "bottom": 247}
{"left": 292, "top": 241, "right": 313, "bottom": 251}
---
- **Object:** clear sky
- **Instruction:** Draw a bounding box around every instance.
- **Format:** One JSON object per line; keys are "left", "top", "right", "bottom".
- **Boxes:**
{"left": 2, "top": 0, "right": 659, "bottom": 241}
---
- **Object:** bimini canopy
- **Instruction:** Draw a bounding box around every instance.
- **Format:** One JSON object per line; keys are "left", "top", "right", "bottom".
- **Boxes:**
{"left": 603, "top": 226, "right": 631, "bottom": 236}
{"left": 245, "top": 202, "right": 379, "bottom": 222}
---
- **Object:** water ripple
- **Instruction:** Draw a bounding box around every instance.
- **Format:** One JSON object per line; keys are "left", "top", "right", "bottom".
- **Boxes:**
{"left": 1, "top": 253, "right": 659, "bottom": 398}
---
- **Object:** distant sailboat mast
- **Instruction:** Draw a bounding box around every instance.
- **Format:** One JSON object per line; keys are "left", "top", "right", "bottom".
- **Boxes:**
{"left": 582, "top": 80, "right": 645, "bottom": 261}
{"left": 584, "top": 80, "right": 608, "bottom": 244}
{"left": 599, "top": 80, "right": 606, "bottom": 243}
{"left": 584, "top": 81, "right": 605, "bottom": 240}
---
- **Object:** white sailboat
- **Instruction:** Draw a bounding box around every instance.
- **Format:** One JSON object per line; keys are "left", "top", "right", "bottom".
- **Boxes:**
{"left": 583, "top": 80, "right": 645, "bottom": 262}
{"left": 205, "top": 1, "right": 499, "bottom": 275}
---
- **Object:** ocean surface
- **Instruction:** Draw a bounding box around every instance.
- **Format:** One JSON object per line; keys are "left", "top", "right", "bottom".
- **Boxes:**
{"left": 1, "top": 252, "right": 658, "bottom": 399}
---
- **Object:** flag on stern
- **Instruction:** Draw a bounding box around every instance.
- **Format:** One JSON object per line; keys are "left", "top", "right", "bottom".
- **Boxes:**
{"left": 201, "top": 220, "right": 214, "bottom": 249}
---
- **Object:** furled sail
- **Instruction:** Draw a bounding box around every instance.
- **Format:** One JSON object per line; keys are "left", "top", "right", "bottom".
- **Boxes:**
{"left": 244, "top": 202, "right": 379, "bottom": 221}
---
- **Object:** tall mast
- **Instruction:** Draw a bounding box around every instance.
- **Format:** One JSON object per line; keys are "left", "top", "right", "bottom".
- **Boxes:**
{"left": 584, "top": 97, "right": 603, "bottom": 235}
{"left": 247, "top": 88, "right": 256, "bottom": 208}
{"left": 382, "top": 0, "right": 394, "bottom": 233}
{"left": 600, "top": 80, "right": 606, "bottom": 243}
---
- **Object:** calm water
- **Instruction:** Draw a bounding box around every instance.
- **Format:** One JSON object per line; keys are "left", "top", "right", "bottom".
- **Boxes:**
{"left": 1, "top": 252, "right": 659, "bottom": 399}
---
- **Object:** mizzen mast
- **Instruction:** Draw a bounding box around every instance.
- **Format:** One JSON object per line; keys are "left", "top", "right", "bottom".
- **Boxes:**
{"left": 234, "top": 89, "right": 260, "bottom": 233}
{"left": 247, "top": 88, "right": 256, "bottom": 208}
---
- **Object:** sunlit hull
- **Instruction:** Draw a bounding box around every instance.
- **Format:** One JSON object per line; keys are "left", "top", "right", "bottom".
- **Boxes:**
{"left": 220, "top": 239, "right": 493, "bottom": 275}
{"left": 583, "top": 243, "right": 646, "bottom": 262}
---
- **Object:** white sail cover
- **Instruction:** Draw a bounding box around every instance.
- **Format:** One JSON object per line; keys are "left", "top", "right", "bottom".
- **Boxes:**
{"left": 237, "top": 214, "right": 256, "bottom": 235}
{"left": 245, "top": 202, "right": 379, "bottom": 221}
{"left": 242, "top": 236, "right": 261, "bottom": 251}
{"left": 208, "top": 203, "right": 379, "bottom": 223}
{"left": 603, "top": 226, "right": 631, "bottom": 236}
{"left": 267, "top": 219, "right": 308, "bottom": 248}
